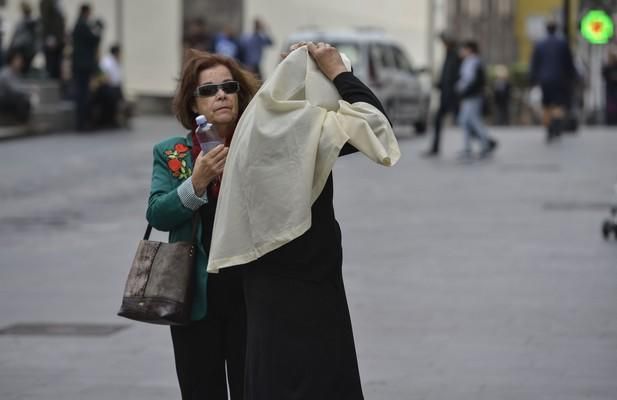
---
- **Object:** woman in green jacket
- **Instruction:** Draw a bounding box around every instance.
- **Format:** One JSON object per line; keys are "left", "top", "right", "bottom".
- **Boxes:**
{"left": 146, "top": 50, "right": 259, "bottom": 400}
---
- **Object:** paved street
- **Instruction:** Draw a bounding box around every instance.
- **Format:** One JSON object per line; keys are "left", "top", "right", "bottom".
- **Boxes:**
{"left": 1, "top": 118, "right": 616, "bottom": 400}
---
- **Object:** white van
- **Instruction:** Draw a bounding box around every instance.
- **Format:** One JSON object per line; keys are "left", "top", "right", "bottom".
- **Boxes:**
{"left": 285, "top": 29, "right": 430, "bottom": 134}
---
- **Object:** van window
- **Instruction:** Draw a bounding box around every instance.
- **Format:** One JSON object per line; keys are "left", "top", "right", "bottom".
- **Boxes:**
{"left": 329, "top": 43, "right": 360, "bottom": 68}
{"left": 370, "top": 44, "right": 395, "bottom": 70}
{"left": 391, "top": 46, "right": 413, "bottom": 73}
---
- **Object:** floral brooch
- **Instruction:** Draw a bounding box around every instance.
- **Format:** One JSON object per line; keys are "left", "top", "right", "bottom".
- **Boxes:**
{"left": 164, "top": 143, "right": 192, "bottom": 180}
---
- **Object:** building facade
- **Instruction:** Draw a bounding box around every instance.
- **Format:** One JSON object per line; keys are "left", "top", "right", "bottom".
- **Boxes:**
{"left": 0, "top": 0, "right": 444, "bottom": 99}
{"left": 446, "top": 0, "right": 518, "bottom": 66}
{"left": 445, "top": 0, "right": 590, "bottom": 66}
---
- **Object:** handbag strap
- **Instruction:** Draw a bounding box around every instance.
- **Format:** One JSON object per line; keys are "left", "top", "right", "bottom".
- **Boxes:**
{"left": 143, "top": 213, "right": 200, "bottom": 243}
{"left": 143, "top": 224, "right": 153, "bottom": 240}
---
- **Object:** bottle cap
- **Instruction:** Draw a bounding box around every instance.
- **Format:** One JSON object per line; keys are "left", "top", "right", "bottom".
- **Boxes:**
{"left": 195, "top": 115, "right": 207, "bottom": 125}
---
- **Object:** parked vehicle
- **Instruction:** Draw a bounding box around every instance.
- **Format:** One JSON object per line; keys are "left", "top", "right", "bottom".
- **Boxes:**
{"left": 285, "top": 29, "right": 430, "bottom": 135}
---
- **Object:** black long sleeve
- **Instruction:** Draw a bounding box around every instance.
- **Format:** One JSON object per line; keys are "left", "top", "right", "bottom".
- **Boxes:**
{"left": 332, "top": 71, "right": 391, "bottom": 156}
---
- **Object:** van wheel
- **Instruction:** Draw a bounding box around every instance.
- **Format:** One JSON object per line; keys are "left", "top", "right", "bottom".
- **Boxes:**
{"left": 414, "top": 121, "right": 427, "bottom": 135}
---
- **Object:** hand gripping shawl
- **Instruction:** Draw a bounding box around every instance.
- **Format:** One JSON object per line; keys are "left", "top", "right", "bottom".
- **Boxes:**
{"left": 207, "top": 46, "right": 400, "bottom": 272}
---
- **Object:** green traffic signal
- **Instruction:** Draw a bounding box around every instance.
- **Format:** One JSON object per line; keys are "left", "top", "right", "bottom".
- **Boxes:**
{"left": 580, "top": 9, "right": 614, "bottom": 44}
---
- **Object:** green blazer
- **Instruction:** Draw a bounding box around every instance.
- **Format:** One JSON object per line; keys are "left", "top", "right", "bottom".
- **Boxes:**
{"left": 146, "top": 134, "right": 209, "bottom": 320}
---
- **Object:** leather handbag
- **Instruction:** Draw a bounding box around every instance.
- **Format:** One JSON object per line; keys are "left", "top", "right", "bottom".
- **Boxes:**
{"left": 118, "top": 216, "right": 198, "bottom": 325}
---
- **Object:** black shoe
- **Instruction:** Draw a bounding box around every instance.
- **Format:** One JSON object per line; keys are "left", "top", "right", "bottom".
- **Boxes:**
{"left": 546, "top": 119, "right": 563, "bottom": 143}
{"left": 546, "top": 124, "right": 556, "bottom": 143}
{"left": 552, "top": 118, "right": 563, "bottom": 137}
{"left": 479, "top": 139, "right": 498, "bottom": 158}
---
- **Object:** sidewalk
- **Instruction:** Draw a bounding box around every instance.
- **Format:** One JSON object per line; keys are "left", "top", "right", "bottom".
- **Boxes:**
{"left": 1, "top": 119, "right": 616, "bottom": 399}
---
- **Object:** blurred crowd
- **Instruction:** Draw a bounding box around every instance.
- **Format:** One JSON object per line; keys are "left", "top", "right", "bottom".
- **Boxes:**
{"left": 0, "top": 2, "right": 273, "bottom": 131}
{"left": 182, "top": 17, "right": 273, "bottom": 79}
{"left": 486, "top": 40, "right": 617, "bottom": 129}
{"left": 1, "top": 0, "right": 613, "bottom": 135}
{"left": 425, "top": 18, "right": 617, "bottom": 159}
{"left": 0, "top": 1, "right": 126, "bottom": 130}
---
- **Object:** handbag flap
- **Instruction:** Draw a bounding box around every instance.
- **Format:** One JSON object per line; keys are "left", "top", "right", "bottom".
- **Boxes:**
{"left": 124, "top": 240, "right": 161, "bottom": 297}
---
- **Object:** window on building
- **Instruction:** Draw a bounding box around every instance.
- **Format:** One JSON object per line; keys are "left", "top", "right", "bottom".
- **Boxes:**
{"left": 464, "top": 0, "right": 482, "bottom": 18}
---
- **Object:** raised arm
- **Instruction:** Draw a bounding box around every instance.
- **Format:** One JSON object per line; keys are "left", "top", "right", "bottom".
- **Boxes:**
{"left": 305, "top": 42, "right": 391, "bottom": 155}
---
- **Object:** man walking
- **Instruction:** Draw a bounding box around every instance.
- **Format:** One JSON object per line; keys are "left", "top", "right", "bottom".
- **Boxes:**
{"left": 8, "top": 2, "right": 37, "bottom": 75}
{"left": 602, "top": 48, "right": 617, "bottom": 125}
{"left": 456, "top": 40, "right": 497, "bottom": 160}
{"left": 95, "top": 44, "right": 124, "bottom": 127}
{"left": 40, "top": 0, "right": 66, "bottom": 80}
{"left": 530, "top": 20, "right": 577, "bottom": 142}
{"left": 240, "top": 18, "right": 273, "bottom": 79}
{"left": 423, "top": 32, "right": 460, "bottom": 157}
{"left": 71, "top": 3, "right": 102, "bottom": 131}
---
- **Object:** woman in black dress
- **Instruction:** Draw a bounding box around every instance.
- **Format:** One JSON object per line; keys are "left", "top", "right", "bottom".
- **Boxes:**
{"left": 241, "top": 42, "right": 391, "bottom": 400}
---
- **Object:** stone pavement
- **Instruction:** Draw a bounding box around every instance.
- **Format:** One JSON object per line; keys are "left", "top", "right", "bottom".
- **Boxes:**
{"left": 0, "top": 118, "right": 616, "bottom": 399}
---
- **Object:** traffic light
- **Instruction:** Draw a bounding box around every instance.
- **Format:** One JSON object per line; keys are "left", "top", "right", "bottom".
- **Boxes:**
{"left": 579, "top": 9, "right": 614, "bottom": 44}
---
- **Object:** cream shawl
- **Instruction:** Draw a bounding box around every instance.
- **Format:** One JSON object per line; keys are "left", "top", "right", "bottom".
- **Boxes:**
{"left": 206, "top": 46, "right": 400, "bottom": 272}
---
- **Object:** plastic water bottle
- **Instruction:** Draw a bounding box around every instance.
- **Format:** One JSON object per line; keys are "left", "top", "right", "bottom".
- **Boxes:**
{"left": 195, "top": 115, "right": 222, "bottom": 153}
{"left": 195, "top": 115, "right": 223, "bottom": 198}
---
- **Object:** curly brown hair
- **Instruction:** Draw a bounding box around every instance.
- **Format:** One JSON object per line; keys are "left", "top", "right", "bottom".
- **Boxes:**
{"left": 172, "top": 49, "right": 260, "bottom": 130}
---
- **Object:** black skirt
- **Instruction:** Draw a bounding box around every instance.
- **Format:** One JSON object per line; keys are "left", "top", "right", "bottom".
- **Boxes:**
{"left": 242, "top": 174, "right": 364, "bottom": 400}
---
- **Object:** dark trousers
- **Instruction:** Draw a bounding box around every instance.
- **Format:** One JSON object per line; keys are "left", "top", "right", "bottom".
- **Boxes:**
{"left": 73, "top": 69, "right": 92, "bottom": 131}
{"left": 606, "top": 90, "right": 617, "bottom": 125}
{"left": 44, "top": 46, "right": 63, "bottom": 79}
{"left": 92, "top": 84, "right": 123, "bottom": 128}
{"left": 170, "top": 267, "right": 246, "bottom": 400}
{"left": 428, "top": 94, "right": 458, "bottom": 153}
{"left": 0, "top": 93, "right": 31, "bottom": 123}
{"left": 494, "top": 101, "right": 510, "bottom": 125}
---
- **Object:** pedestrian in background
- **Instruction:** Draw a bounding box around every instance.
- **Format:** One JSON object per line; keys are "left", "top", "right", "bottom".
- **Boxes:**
{"left": 147, "top": 50, "right": 259, "bottom": 399}
{"left": 92, "top": 43, "right": 123, "bottom": 128}
{"left": 40, "top": 0, "right": 66, "bottom": 80}
{"left": 0, "top": 50, "right": 31, "bottom": 122}
{"left": 240, "top": 18, "right": 273, "bottom": 78}
{"left": 602, "top": 48, "right": 617, "bottom": 126}
{"left": 456, "top": 40, "right": 497, "bottom": 160}
{"left": 423, "top": 32, "right": 460, "bottom": 157}
{"left": 8, "top": 2, "right": 38, "bottom": 75}
{"left": 214, "top": 25, "right": 242, "bottom": 61}
{"left": 71, "top": 3, "right": 102, "bottom": 131}
{"left": 530, "top": 20, "right": 577, "bottom": 142}
{"left": 492, "top": 64, "right": 511, "bottom": 126}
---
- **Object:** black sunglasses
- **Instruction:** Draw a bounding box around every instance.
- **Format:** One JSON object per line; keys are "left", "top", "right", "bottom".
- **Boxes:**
{"left": 194, "top": 81, "right": 240, "bottom": 97}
